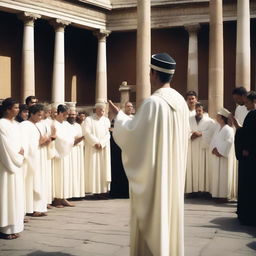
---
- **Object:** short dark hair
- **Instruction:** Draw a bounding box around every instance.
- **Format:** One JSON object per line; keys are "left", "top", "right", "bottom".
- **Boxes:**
{"left": 186, "top": 91, "right": 197, "bottom": 98}
{"left": 195, "top": 102, "right": 204, "bottom": 109}
{"left": 57, "top": 104, "right": 69, "bottom": 114}
{"left": 25, "top": 95, "right": 37, "bottom": 105}
{"left": 220, "top": 115, "right": 228, "bottom": 124}
{"left": 0, "top": 97, "right": 19, "bottom": 118}
{"left": 246, "top": 91, "right": 256, "bottom": 102}
{"left": 153, "top": 69, "right": 173, "bottom": 84}
{"left": 232, "top": 87, "right": 247, "bottom": 96}
{"left": 29, "top": 104, "right": 44, "bottom": 116}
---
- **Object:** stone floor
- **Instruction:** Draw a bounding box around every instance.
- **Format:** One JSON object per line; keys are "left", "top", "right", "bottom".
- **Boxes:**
{"left": 0, "top": 198, "right": 256, "bottom": 256}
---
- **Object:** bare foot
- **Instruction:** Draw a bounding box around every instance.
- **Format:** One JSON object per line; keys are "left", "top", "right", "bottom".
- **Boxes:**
{"left": 61, "top": 199, "right": 75, "bottom": 207}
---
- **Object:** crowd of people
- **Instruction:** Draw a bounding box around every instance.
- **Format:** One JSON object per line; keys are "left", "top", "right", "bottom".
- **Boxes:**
{"left": 0, "top": 53, "right": 256, "bottom": 256}
{"left": 0, "top": 95, "right": 134, "bottom": 240}
{"left": 185, "top": 87, "right": 256, "bottom": 225}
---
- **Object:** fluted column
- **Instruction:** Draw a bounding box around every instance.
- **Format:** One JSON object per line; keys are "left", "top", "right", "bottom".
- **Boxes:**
{"left": 236, "top": 0, "right": 251, "bottom": 91}
{"left": 20, "top": 12, "right": 41, "bottom": 102}
{"left": 51, "top": 19, "right": 70, "bottom": 104}
{"left": 208, "top": 0, "right": 224, "bottom": 118}
{"left": 136, "top": 0, "right": 151, "bottom": 108}
{"left": 185, "top": 24, "right": 200, "bottom": 94}
{"left": 94, "top": 29, "right": 110, "bottom": 104}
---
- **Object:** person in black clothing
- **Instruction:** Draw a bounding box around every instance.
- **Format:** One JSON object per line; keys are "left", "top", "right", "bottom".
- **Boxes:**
{"left": 233, "top": 91, "right": 256, "bottom": 225}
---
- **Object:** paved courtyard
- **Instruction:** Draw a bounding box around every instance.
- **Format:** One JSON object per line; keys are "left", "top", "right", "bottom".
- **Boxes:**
{"left": 0, "top": 198, "right": 256, "bottom": 256}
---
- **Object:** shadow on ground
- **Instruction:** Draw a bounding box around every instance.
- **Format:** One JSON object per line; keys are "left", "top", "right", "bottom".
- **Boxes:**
{"left": 27, "top": 251, "right": 75, "bottom": 256}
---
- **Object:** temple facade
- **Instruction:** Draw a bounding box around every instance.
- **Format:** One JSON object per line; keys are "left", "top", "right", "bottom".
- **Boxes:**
{"left": 0, "top": 0, "right": 255, "bottom": 114}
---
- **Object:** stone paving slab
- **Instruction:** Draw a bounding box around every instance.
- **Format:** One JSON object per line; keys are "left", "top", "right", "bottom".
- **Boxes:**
{"left": 0, "top": 198, "right": 256, "bottom": 256}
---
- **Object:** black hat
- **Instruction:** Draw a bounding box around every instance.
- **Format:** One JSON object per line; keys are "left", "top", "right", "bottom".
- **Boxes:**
{"left": 150, "top": 53, "right": 176, "bottom": 74}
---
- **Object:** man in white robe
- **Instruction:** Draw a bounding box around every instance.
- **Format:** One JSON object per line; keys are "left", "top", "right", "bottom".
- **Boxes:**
{"left": 210, "top": 108, "right": 235, "bottom": 201}
{"left": 186, "top": 90, "right": 197, "bottom": 117}
{"left": 232, "top": 87, "right": 248, "bottom": 127}
{"left": 82, "top": 103, "right": 111, "bottom": 196}
{"left": 21, "top": 104, "right": 48, "bottom": 217}
{"left": 0, "top": 98, "right": 24, "bottom": 239}
{"left": 109, "top": 53, "right": 190, "bottom": 256}
{"left": 186, "top": 103, "right": 216, "bottom": 194}
{"left": 67, "top": 110, "right": 85, "bottom": 198}
{"left": 52, "top": 105, "right": 75, "bottom": 207}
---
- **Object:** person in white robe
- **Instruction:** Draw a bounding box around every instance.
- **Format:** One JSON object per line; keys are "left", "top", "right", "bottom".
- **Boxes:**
{"left": 186, "top": 103, "right": 216, "bottom": 194}
{"left": 21, "top": 104, "right": 48, "bottom": 217}
{"left": 0, "top": 98, "right": 24, "bottom": 239}
{"left": 232, "top": 87, "right": 248, "bottom": 127}
{"left": 67, "top": 110, "right": 85, "bottom": 198}
{"left": 210, "top": 108, "right": 235, "bottom": 202}
{"left": 109, "top": 53, "right": 190, "bottom": 256}
{"left": 186, "top": 90, "right": 197, "bottom": 117}
{"left": 52, "top": 105, "right": 75, "bottom": 207}
{"left": 82, "top": 103, "right": 111, "bottom": 196}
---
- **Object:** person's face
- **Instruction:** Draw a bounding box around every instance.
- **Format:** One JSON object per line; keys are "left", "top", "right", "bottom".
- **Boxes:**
{"left": 21, "top": 110, "right": 29, "bottom": 120}
{"left": 96, "top": 107, "right": 104, "bottom": 117}
{"left": 43, "top": 110, "right": 50, "bottom": 119}
{"left": 78, "top": 113, "right": 86, "bottom": 122}
{"left": 28, "top": 99, "right": 38, "bottom": 107}
{"left": 30, "top": 110, "right": 43, "bottom": 123}
{"left": 244, "top": 97, "right": 255, "bottom": 110}
{"left": 125, "top": 103, "right": 133, "bottom": 115}
{"left": 232, "top": 94, "right": 244, "bottom": 106}
{"left": 62, "top": 111, "right": 69, "bottom": 121}
{"left": 186, "top": 96, "right": 197, "bottom": 108}
{"left": 67, "top": 111, "right": 77, "bottom": 124}
{"left": 195, "top": 106, "right": 204, "bottom": 118}
{"left": 7, "top": 103, "right": 19, "bottom": 118}
{"left": 216, "top": 114, "right": 223, "bottom": 124}
{"left": 51, "top": 108, "right": 57, "bottom": 119}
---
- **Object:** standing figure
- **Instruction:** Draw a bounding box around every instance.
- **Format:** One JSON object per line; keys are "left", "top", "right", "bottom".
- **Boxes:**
{"left": 210, "top": 108, "right": 235, "bottom": 202}
{"left": 83, "top": 103, "right": 111, "bottom": 196}
{"left": 186, "top": 103, "right": 216, "bottom": 194}
{"left": 109, "top": 53, "right": 190, "bottom": 256}
{"left": 0, "top": 98, "right": 24, "bottom": 239}
{"left": 234, "top": 91, "right": 256, "bottom": 225}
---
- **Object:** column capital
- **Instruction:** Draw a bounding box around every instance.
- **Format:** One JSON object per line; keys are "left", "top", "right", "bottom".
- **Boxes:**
{"left": 93, "top": 29, "right": 111, "bottom": 42}
{"left": 50, "top": 19, "right": 71, "bottom": 32}
{"left": 184, "top": 23, "right": 200, "bottom": 34}
{"left": 18, "top": 12, "right": 41, "bottom": 26}
{"left": 119, "top": 81, "right": 131, "bottom": 92}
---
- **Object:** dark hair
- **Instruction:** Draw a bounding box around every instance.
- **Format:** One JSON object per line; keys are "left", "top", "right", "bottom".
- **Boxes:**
{"left": 195, "top": 102, "right": 204, "bottom": 109}
{"left": 57, "top": 104, "right": 69, "bottom": 114}
{"left": 232, "top": 87, "right": 247, "bottom": 96}
{"left": 246, "top": 91, "right": 256, "bottom": 102}
{"left": 220, "top": 115, "right": 228, "bottom": 124}
{"left": 29, "top": 104, "right": 44, "bottom": 117}
{"left": 25, "top": 95, "right": 37, "bottom": 105}
{"left": 155, "top": 70, "right": 173, "bottom": 84}
{"left": 186, "top": 91, "right": 197, "bottom": 98}
{"left": 16, "top": 104, "right": 29, "bottom": 122}
{"left": 0, "top": 98, "right": 19, "bottom": 118}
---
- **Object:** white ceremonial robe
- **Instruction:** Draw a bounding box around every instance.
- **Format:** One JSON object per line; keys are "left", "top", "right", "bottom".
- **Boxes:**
{"left": 235, "top": 105, "right": 248, "bottom": 127}
{"left": 69, "top": 123, "right": 85, "bottom": 198}
{"left": 82, "top": 114, "right": 111, "bottom": 194}
{"left": 20, "top": 121, "right": 47, "bottom": 213}
{"left": 37, "top": 120, "right": 53, "bottom": 205}
{"left": 210, "top": 124, "right": 235, "bottom": 198}
{"left": 113, "top": 88, "right": 190, "bottom": 256}
{"left": 186, "top": 115, "right": 216, "bottom": 193}
{"left": 53, "top": 120, "right": 74, "bottom": 199}
{"left": 0, "top": 119, "right": 24, "bottom": 234}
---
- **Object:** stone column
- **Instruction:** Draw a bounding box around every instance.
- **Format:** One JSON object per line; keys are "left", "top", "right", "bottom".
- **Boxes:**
{"left": 236, "top": 0, "right": 251, "bottom": 91}
{"left": 20, "top": 12, "right": 41, "bottom": 102}
{"left": 185, "top": 24, "right": 200, "bottom": 94}
{"left": 94, "top": 29, "right": 110, "bottom": 104}
{"left": 51, "top": 19, "right": 70, "bottom": 104}
{"left": 119, "top": 81, "right": 131, "bottom": 109}
{"left": 136, "top": 0, "right": 151, "bottom": 108}
{"left": 208, "top": 0, "right": 224, "bottom": 118}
